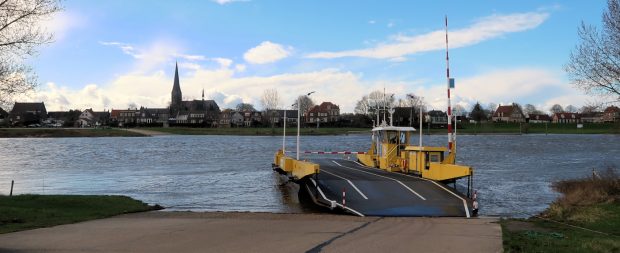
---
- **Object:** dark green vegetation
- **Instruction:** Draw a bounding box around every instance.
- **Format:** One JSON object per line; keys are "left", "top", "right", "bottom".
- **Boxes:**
{"left": 147, "top": 122, "right": 619, "bottom": 136}
{"left": 145, "top": 127, "right": 370, "bottom": 136}
{"left": 0, "top": 195, "right": 162, "bottom": 234}
{"left": 1, "top": 122, "right": 617, "bottom": 138}
{"left": 501, "top": 169, "right": 620, "bottom": 252}
{"left": 433, "top": 122, "right": 620, "bottom": 134}
{"left": 0, "top": 128, "right": 146, "bottom": 138}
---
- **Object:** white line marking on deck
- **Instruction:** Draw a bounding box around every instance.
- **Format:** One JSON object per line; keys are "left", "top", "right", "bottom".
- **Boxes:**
{"left": 352, "top": 160, "right": 470, "bottom": 218}
{"left": 320, "top": 169, "right": 369, "bottom": 200}
{"left": 332, "top": 160, "right": 426, "bottom": 201}
{"left": 309, "top": 178, "right": 365, "bottom": 217}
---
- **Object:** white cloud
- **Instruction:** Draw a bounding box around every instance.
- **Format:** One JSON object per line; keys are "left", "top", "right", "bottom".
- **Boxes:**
{"left": 243, "top": 41, "right": 292, "bottom": 64}
{"left": 30, "top": 62, "right": 368, "bottom": 112}
{"left": 100, "top": 40, "right": 210, "bottom": 73}
{"left": 44, "top": 11, "right": 85, "bottom": 41}
{"left": 213, "top": 58, "right": 233, "bottom": 68}
{"left": 407, "top": 68, "right": 579, "bottom": 113}
{"left": 29, "top": 64, "right": 590, "bottom": 114}
{"left": 235, "top": 64, "right": 246, "bottom": 72}
{"left": 387, "top": 21, "right": 395, "bottom": 28}
{"left": 306, "top": 11, "right": 549, "bottom": 59}
{"left": 176, "top": 54, "right": 206, "bottom": 61}
{"left": 368, "top": 20, "right": 376, "bottom": 25}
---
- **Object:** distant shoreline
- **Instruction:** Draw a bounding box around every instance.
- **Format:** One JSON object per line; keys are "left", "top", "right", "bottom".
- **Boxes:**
{"left": 0, "top": 124, "right": 618, "bottom": 138}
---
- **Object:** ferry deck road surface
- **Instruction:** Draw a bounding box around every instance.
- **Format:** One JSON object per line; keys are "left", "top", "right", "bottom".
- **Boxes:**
{"left": 0, "top": 212, "right": 502, "bottom": 253}
{"left": 308, "top": 159, "right": 473, "bottom": 217}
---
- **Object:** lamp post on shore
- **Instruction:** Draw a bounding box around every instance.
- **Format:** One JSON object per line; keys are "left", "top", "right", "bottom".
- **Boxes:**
{"left": 297, "top": 91, "right": 315, "bottom": 160}
{"left": 283, "top": 107, "right": 287, "bottom": 153}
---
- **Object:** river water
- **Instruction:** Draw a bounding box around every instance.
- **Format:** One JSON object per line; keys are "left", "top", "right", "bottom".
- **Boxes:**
{"left": 0, "top": 133, "right": 618, "bottom": 217}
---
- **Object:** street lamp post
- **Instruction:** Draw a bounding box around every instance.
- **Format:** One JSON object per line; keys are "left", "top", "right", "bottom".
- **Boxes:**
{"left": 407, "top": 94, "right": 415, "bottom": 127}
{"left": 297, "top": 91, "right": 315, "bottom": 160}
{"left": 283, "top": 107, "right": 286, "bottom": 153}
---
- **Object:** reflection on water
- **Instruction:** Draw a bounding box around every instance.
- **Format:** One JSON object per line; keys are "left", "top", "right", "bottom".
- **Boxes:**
{"left": 0, "top": 134, "right": 618, "bottom": 217}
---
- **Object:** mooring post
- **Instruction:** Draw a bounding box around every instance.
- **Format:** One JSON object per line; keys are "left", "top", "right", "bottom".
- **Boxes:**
{"left": 10, "top": 180, "right": 14, "bottom": 196}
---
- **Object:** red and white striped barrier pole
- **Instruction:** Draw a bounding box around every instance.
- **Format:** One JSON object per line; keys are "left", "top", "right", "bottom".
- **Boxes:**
{"left": 303, "top": 151, "right": 367, "bottom": 154}
{"left": 342, "top": 187, "right": 346, "bottom": 208}
{"left": 445, "top": 15, "right": 454, "bottom": 153}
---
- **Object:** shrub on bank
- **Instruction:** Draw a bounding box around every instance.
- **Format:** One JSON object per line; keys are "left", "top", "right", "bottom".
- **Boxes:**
{"left": 543, "top": 168, "right": 620, "bottom": 222}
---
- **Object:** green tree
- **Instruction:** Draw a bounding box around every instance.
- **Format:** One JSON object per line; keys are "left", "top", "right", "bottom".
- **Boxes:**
{"left": 469, "top": 102, "right": 486, "bottom": 122}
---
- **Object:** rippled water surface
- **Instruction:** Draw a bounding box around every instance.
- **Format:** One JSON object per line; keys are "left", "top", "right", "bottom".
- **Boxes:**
{"left": 0, "top": 133, "right": 618, "bottom": 217}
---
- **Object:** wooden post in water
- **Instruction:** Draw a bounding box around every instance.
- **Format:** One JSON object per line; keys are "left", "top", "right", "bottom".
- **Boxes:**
{"left": 10, "top": 180, "right": 14, "bottom": 196}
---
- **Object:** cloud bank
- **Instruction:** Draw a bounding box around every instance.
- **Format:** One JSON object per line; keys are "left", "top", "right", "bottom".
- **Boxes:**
{"left": 306, "top": 11, "right": 549, "bottom": 61}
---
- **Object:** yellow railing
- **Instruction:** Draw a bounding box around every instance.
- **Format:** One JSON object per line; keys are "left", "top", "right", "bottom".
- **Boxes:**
{"left": 274, "top": 149, "right": 319, "bottom": 180}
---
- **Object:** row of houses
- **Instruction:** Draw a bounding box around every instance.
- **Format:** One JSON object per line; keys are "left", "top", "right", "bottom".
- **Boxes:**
{"left": 0, "top": 101, "right": 341, "bottom": 128}
{"left": 491, "top": 104, "right": 620, "bottom": 123}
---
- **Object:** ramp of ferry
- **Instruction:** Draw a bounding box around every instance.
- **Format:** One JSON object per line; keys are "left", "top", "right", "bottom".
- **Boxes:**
{"left": 302, "top": 159, "right": 473, "bottom": 217}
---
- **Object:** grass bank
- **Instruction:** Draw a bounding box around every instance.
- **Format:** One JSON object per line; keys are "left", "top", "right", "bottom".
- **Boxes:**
{"left": 501, "top": 169, "right": 620, "bottom": 252}
{"left": 0, "top": 195, "right": 162, "bottom": 233}
{"left": 0, "top": 128, "right": 146, "bottom": 138}
{"left": 144, "top": 127, "right": 370, "bottom": 136}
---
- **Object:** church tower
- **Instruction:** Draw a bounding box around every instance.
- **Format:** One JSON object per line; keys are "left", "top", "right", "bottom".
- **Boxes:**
{"left": 170, "top": 62, "right": 182, "bottom": 115}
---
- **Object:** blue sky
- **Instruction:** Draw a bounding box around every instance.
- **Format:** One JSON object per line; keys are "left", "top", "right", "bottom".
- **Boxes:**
{"left": 26, "top": 0, "right": 609, "bottom": 112}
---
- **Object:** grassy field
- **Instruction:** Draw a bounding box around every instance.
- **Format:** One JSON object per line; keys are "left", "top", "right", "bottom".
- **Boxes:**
{"left": 0, "top": 195, "right": 162, "bottom": 234}
{"left": 0, "top": 128, "right": 146, "bottom": 138}
{"left": 144, "top": 127, "right": 370, "bottom": 136}
{"left": 501, "top": 169, "right": 620, "bottom": 252}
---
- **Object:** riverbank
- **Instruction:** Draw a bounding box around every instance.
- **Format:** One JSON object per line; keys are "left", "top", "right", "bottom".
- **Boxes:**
{"left": 0, "top": 195, "right": 162, "bottom": 233}
{"left": 143, "top": 127, "right": 370, "bottom": 135}
{"left": 0, "top": 211, "right": 501, "bottom": 253}
{"left": 431, "top": 122, "right": 620, "bottom": 134}
{"left": 501, "top": 169, "right": 620, "bottom": 252}
{"left": 1, "top": 122, "right": 618, "bottom": 137}
{"left": 0, "top": 128, "right": 146, "bottom": 138}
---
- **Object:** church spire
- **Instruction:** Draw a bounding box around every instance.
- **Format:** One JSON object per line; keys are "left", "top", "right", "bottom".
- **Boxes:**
{"left": 170, "top": 62, "right": 183, "bottom": 115}
{"left": 172, "top": 62, "right": 181, "bottom": 95}
{"left": 202, "top": 88, "right": 205, "bottom": 101}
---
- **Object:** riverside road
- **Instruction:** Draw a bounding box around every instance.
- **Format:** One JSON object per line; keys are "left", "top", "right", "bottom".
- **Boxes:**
{"left": 0, "top": 212, "right": 502, "bottom": 253}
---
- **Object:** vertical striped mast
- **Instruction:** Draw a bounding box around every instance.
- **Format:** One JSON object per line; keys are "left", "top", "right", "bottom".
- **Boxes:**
{"left": 445, "top": 15, "right": 454, "bottom": 153}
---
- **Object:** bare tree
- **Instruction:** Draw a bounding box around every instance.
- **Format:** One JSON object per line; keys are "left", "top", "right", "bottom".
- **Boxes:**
{"left": 565, "top": 0, "right": 620, "bottom": 102}
{"left": 260, "top": 88, "right": 280, "bottom": 111}
{"left": 260, "top": 88, "right": 280, "bottom": 127}
{"left": 404, "top": 93, "right": 426, "bottom": 109}
{"left": 550, "top": 104, "right": 564, "bottom": 114}
{"left": 580, "top": 104, "right": 600, "bottom": 113}
{"left": 565, "top": 104, "right": 578, "bottom": 113}
{"left": 354, "top": 95, "right": 371, "bottom": 115}
{"left": 292, "top": 95, "right": 314, "bottom": 113}
{"left": 483, "top": 102, "right": 497, "bottom": 119}
{"left": 452, "top": 104, "right": 467, "bottom": 117}
{"left": 523, "top": 104, "right": 538, "bottom": 115}
{"left": 0, "top": 0, "right": 62, "bottom": 107}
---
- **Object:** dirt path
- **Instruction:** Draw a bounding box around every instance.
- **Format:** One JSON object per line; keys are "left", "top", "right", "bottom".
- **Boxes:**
{"left": 0, "top": 212, "right": 502, "bottom": 253}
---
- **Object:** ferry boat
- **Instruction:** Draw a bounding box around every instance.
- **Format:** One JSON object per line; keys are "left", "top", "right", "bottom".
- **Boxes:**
{"left": 272, "top": 17, "right": 477, "bottom": 217}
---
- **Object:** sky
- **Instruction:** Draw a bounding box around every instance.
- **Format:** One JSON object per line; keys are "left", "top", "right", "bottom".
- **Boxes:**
{"left": 20, "top": 0, "right": 610, "bottom": 113}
